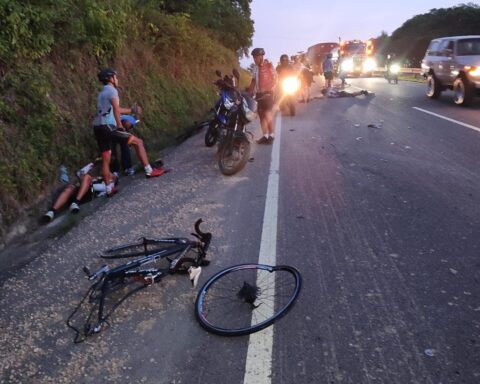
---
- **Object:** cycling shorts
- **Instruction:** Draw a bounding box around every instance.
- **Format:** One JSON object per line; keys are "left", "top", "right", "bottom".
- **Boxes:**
{"left": 256, "top": 92, "right": 274, "bottom": 119}
{"left": 93, "top": 124, "right": 133, "bottom": 153}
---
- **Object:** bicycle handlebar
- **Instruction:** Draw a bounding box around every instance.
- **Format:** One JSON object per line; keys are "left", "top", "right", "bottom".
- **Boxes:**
{"left": 193, "top": 218, "right": 212, "bottom": 252}
{"left": 83, "top": 264, "right": 109, "bottom": 280}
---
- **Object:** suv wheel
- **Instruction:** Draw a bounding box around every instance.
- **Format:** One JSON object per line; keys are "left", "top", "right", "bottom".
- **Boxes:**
{"left": 426, "top": 74, "right": 442, "bottom": 99}
{"left": 453, "top": 77, "right": 474, "bottom": 106}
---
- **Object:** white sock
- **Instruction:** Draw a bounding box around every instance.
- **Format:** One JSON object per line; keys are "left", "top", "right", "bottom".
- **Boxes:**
{"left": 264, "top": 134, "right": 269, "bottom": 139}
{"left": 144, "top": 164, "right": 153, "bottom": 175}
{"left": 106, "top": 182, "right": 115, "bottom": 194}
{"left": 270, "top": 133, "right": 275, "bottom": 138}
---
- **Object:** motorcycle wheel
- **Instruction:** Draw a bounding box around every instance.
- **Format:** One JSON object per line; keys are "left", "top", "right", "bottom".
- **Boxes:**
{"left": 218, "top": 136, "right": 250, "bottom": 176}
{"left": 205, "top": 121, "right": 219, "bottom": 147}
{"left": 289, "top": 103, "right": 296, "bottom": 116}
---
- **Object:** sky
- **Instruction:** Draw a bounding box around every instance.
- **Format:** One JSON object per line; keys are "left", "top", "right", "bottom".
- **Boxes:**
{"left": 240, "top": 0, "right": 475, "bottom": 67}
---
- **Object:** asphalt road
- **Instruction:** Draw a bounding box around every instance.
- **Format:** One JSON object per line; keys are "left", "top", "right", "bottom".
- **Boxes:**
{"left": 1, "top": 77, "right": 479, "bottom": 384}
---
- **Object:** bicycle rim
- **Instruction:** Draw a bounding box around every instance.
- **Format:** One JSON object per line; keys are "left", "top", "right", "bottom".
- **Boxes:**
{"left": 101, "top": 238, "right": 180, "bottom": 259}
{"left": 195, "top": 264, "right": 301, "bottom": 336}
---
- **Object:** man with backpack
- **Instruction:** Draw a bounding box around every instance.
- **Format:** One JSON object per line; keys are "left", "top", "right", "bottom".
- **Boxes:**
{"left": 248, "top": 48, "right": 277, "bottom": 145}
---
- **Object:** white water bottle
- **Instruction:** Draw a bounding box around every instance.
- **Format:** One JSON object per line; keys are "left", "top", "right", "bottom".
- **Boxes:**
{"left": 76, "top": 163, "right": 94, "bottom": 177}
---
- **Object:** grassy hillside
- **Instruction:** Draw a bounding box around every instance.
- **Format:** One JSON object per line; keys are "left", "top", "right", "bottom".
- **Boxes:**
{"left": 0, "top": 6, "right": 245, "bottom": 241}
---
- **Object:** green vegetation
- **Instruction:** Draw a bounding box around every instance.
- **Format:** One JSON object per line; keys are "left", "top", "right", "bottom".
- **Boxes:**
{"left": 372, "top": 3, "right": 480, "bottom": 66}
{"left": 0, "top": 0, "right": 253, "bottom": 239}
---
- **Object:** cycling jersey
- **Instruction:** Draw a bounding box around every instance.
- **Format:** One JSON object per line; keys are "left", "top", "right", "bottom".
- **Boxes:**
{"left": 93, "top": 84, "right": 118, "bottom": 126}
{"left": 252, "top": 61, "right": 276, "bottom": 93}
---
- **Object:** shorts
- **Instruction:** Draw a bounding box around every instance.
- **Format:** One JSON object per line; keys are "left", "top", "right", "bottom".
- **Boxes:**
{"left": 324, "top": 71, "right": 333, "bottom": 80}
{"left": 256, "top": 92, "right": 274, "bottom": 119}
{"left": 93, "top": 124, "right": 133, "bottom": 153}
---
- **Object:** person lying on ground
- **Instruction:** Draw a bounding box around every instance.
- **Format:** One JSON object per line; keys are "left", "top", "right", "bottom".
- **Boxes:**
{"left": 320, "top": 88, "right": 371, "bottom": 98}
{"left": 42, "top": 160, "right": 117, "bottom": 223}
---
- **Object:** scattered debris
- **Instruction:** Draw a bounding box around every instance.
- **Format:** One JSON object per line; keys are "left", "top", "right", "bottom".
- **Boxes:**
{"left": 356, "top": 137, "right": 363, "bottom": 141}
{"left": 449, "top": 268, "right": 458, "bottom": 275}
{"left": 354, "top": 124, "right": 360, "bottom": 127}
{"left": 424, "top": 349, "right": 435, "bottom": 357}
{"left": 367, "top": 124, "right": 381, "bottom": 129}
{"left": 248, "top": 157, "right": 254, "bottom": 162}
{"left": 296, "top": 215, "right": 305, "bottom": 219}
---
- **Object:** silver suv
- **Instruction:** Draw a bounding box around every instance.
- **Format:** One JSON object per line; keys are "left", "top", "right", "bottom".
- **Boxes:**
{"left": 421, "top": 35, "right": 480, "bottom": 105}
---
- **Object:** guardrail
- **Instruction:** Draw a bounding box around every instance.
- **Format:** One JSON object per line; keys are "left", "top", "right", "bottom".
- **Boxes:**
{"left": 371, "top": 67, "right": 424, "bottom": 79}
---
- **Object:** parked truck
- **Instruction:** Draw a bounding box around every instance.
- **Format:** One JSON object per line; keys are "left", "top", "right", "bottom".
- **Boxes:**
{"left": 306, "top": 42, "right": 340, "bottom": 75}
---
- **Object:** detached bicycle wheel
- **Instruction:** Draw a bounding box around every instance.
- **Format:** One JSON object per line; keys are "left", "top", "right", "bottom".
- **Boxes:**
{"left": 195, "top": 264, "right": 301, "bottom": 336}
{"left": 101, "top": 238, "right": 182, "bottom": 259}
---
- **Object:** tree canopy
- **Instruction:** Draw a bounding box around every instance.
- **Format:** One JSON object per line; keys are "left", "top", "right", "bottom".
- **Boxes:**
{"left": 372, "top": 3, "right": 480, "bottom": 65}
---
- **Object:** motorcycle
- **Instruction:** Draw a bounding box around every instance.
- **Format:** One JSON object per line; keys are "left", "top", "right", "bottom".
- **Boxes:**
{"left": 204, "top": 70, "right": 232, "bottom": 147}
{"left": 386, "top": 63, "right": 400, "bottom": 84}
{"left": 211, "top": 69, "right": 256, "bottom": 176}
{"left": 279, "top": 76, "right": 300, "bottom": 116}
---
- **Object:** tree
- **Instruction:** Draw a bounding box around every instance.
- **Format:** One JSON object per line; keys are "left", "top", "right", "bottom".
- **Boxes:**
{"left": 387, "top": 3, "right": 480, "bottom": 66}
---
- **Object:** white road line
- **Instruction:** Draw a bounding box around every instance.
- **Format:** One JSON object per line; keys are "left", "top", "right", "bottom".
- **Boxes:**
{"left": 413, "top": 107, "right": 480, "bottom": 133}
{"left": 243, "top": 114, "right": 282, "bottom": 384}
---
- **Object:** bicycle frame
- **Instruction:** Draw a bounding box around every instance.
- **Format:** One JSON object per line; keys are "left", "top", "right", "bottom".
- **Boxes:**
{"left": 67, "top": 219, "right": 211, "bottom": 342}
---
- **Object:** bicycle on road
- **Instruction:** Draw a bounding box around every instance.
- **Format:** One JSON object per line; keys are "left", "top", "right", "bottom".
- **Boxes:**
{"left": 67, "top": 219, "right": 212, "bottom": 343}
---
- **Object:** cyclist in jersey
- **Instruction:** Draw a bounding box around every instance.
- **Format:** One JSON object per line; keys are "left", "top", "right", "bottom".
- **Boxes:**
{"left": 248, "top": 48, "right": 277, "bottom": 145}
{"left": 93, "top": 68, "right": 164, "bottom": 195}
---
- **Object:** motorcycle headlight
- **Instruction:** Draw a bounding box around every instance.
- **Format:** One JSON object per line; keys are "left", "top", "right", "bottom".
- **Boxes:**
{"left": 363, "top": 58, "right": 377, "bottom": 72}
{"left": 468, "top": 66, "right": 480, "bottom": 77}
{"left": 223, "top": 98, "right": 234, "bottom": 110}
{"left": 282, "top": 77, "right": 300, "bottom": 95}
{"left": 390, "top": 63, "right": 401, "bottom": 74}
{"left": 341, "top": 59, "right": 354, "bottom": 72}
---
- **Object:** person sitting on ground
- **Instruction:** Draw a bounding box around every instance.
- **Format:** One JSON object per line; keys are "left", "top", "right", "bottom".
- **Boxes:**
{"left": 321, "top": 88, "right": 370, "bottom": 98}
{"left": 42, "top": 160, "right": 117, "bottom": 222}
{"left": 111, "top": 115, "right": 139, "bottom": 176}
{"left": 93, "top": 68, "right": 164, "bottom": 196}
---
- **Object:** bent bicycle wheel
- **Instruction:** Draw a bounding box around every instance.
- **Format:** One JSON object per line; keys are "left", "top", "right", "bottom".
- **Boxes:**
{"left": 101, "top": 238, "right": 182, "bottom": 259}
{"left": 195, "top": 264, "right": 301, "bottom": 336}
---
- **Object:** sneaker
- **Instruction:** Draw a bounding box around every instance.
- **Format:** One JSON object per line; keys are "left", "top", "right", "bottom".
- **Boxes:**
{"left": 124, "top": 167, "right": 135, "bottom": 176}
{"left": 256, "top": 136, "right": 269, "bottom": 145}
{"left": 69, "top": 202, "right": 80, "bottom": 214}
{"left": 43, "top": 210, "right": 54, "bottom": 222}
{"left": 146, "top": 167, "right": 165, "bottom": 178}
{"left": 267, "top": 136, "right": 274, "bottom": 144}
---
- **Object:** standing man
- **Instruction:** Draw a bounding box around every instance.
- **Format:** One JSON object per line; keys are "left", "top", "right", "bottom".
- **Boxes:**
{"left": 93, "top": 68, "right": 164, "bottom": 195}
{"left": 248, "top": 48, "right": 277, "bottom": 145}
{"left": 323, "top": 53, "right": 334, "bottom": 88}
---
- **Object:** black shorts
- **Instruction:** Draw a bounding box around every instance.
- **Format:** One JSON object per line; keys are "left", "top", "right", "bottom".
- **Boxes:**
{"left": 324, "top": 71, "right": 333, "bottom": 80}
{"left": 256, "top": 92, "right": 274, "bottom": 119}
{"left": 93, "top": 124, "right": 132, "bottom": 153}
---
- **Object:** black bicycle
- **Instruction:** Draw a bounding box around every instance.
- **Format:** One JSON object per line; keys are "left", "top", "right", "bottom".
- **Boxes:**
{"left": 67, "top": 219, "right": 212, "bottom": 343}
{"left": 195, "top": 263, "right": 302, "bottom": 336}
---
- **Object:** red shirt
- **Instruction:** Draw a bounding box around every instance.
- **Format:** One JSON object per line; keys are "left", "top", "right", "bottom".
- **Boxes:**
{"left": 255, "top": 62, "right": 276, "bottom": 92}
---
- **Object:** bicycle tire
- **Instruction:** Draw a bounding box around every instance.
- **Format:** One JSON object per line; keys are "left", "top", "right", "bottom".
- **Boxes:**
{"left": 195, "top": 263, "right": 301, "bottom": 336}
{"left": 101, "top": 238, "right": 182, "bottom": 259}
